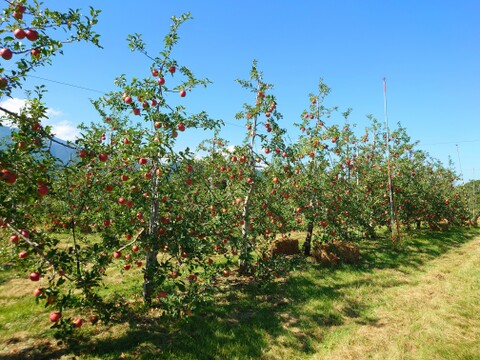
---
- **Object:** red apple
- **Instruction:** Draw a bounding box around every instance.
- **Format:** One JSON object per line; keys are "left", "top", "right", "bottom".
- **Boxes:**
{"left": 90, "top": 314, "right": 99, "bottom": 325}
{"left": 113, "top": 251, "right": 122, "bottom": 259}
{"left": 133, "top": 108, "right": 140, "bottom": 115}
{"left": 152, "top": 69, "right": 159, "bottom": 76}
{"left": 98, "top": 153, "right": 108, "bottom": 162}
{"left": 179, "top": 89, "right": 186, "bottom": 97}
{"left": 177, "top": 123, "right": 185, "bottom": 132}
{"left": 0, "top": 77, "right": 7, "bottom": 90}
{"left": 37, "top": 185, "right": 49, "bottom": 196}
{"left": 0, "top": 48, "right": 13, "bottom": 60}
{"left": 123, "top": 96, "right": 133, "bottom": 104}
{"left": 168, "top": 66, "right": 176, "bottom": 73}
{"left": 10, "top": 235, "right": 19, "bottom": 243}
{"left": 29, "top": 272, "right": 40, "bottom": 281}
{"left": 132, "top": 245, "right": 139, "bottom": 252}
{"left": 50, "top": 311, "right": 62, "bottom": 323}
{"left": 30, "top": 48, "right": 40, "bottom": 57}
{"left": 13, "top": 28, "right": 25, "bottom": 39}
{"left": 157, "top": 291, "right": 167, "bottom": 299}
{"left": 139, "top": 157, "right": 147, "bottom": 165}
{"left": 25, "top": 29, "right": 39, "bottom": 41}
{"left": 157, "top": 77, "right": 165, "bottom": 85}
{"left": 33, "top": 288, "right": 43, "bottom": 297}
{"left": 123, "top": 264, "right": 131, "bottom": 271}
{"left": 188, "top": 274, "right": 197, "bottom": 282}
{"left": 73, "top": 318, "right": 83, "bottom": 328}
{"left": 18, "top": 251, "right": 28, "bottom": 259}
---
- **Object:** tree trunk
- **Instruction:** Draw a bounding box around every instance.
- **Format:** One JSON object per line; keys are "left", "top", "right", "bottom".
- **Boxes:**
{"left": 239, "top": 184, "right": 254, "bottom": 274}
{"left": 143, "top": 165, "right": 160, "bottom": 303}
{"left": 472, "top": 212, "right": 480, "bottom": 228}
{"left": 303, "top": 221, "right": 314, "bottom": 256}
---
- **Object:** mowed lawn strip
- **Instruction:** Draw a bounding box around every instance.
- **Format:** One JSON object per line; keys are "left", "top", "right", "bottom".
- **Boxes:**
{"left": 0, "top": 228, "right": 479, "bottom": 359}
{"left": 323, "top": 234, "right": 480, "bottom": 360}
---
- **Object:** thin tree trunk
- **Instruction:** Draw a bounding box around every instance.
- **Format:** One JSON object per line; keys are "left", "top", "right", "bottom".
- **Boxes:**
{"left": 303, "top": 221, "right": 314, "bottom": 256}
{"left": 239, "top": 184, "right": 254, "bottom": 274}
{"left": 143, "top": 164, "right": 160, "bottom": 303}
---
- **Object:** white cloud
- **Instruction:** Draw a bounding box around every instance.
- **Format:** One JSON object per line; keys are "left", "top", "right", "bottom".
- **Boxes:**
{"left": 0, "top": 97, "right": 27, "bottom": 113}
{"left": 46, "top": 107, "right": 62, "bottom": 117}
{"left": 0, "top": 97, "right": 79, "bottom": 140}
{"left": 0, "top": 98, "right": 27, "bottom": 127}
{"left": 45, "top": 119, "right": 80, "bottom": 141}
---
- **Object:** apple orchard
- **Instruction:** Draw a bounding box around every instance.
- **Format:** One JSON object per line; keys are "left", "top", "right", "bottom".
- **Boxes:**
{"left": 0, "top": 3, "right": 470, "bottom": 338}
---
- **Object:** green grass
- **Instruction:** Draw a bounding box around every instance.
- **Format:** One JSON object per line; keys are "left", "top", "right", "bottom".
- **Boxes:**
{"left": 1, "top": 227, "right": 480, "bottom": 359}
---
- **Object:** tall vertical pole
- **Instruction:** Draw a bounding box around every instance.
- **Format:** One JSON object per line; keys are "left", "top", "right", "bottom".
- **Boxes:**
{"left": 383, "top": 78, "right": 400, "bottom": 248}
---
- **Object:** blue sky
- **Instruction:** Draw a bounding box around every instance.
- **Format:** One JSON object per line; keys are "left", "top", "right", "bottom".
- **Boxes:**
{"left": 4, "top": 0, "right": 480, "bottom": 180}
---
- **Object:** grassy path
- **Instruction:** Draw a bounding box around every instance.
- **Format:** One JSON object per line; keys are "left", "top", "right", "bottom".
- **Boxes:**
{"left": 1, "top": 230, "right": 479, "bottom": 359}
{"left": 323, "top": 236, "right": 480, "bottom": 360}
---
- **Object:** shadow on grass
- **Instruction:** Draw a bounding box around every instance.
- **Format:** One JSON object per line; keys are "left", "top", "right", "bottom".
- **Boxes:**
{"left": 359, "top": 227, "right": 479, "bottom": 273}
{"left": 1, "top": 227, "right": 478, "bottom": 360}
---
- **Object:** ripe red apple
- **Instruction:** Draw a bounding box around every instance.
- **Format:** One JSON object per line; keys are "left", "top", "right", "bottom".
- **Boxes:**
{"left": 123, "top": 264, "right": 131, "bottom": 271}
{"left": 135, "top": 260, "right": 143, "bottom": 267}
{"left": 118, "top": 197, "right": 126, "bottom": 204}
{"left": 151, "top": 99, "right": 158, "bottom": 106}
{"left": 139, "top": 157, "right": 147, "bottom": 165}
{"left": 123, "top": 96, "right": 133, "bottom": 104}
{"left": 113, "top": 251, "right": 122, "bottom": 259}
{"left": 33, "top": 288, "right": 43, "bottom": 297}
{"left": 29, "top": 272, "right": 40, "bottom": 281}
{"left": 0, "top": 48, "right": 13, "bottom": 60}
{"left": 168, "top": 66, "right": 176, "bottom": 73}
{"left": 177, "top": 123, "right": 185, "bottom": 132}
{"left": 78, "top": 149, "right": 88, "bottom": 158}
{"left": 13, "top": 28, "right": 26, "bottom": 39}
{"left": 98, "top": 153, "right": 108, "bottom": 162}
{"left": 152, "top": 69, "right": 159, "bottom": 76}
{"left": 73, "top": 318, "right": 83, "bottom": 328}
{"left": 273, "top": 177, "right": 279, "bottom": 183}
{"left": 133, "top": 108, "right": 140, "bottom": 115}
{"left": 18, "top": 251, "right": 28, "bottom": 259}
{"left": 37, "top": 185, "right": 49, "bottom": 196}
{"left": 30, "top": 48, "right": 40, "bottom": 57}
{"left": 50, "top": 311, "right": 62, "bottom": 323}
{"left": 0, "top": 77, "right": 7, "bottom": 90}
{"left": 132, "top": 245, "right": 139, "bottom": 252}
{"left": 25, "top": 29, "right": 39, "bottom": 41}
{"left": 188, "top": 274, "right": 197, "bottom": 282}
{"left": 179, "top": 89, "right": 186, "bottom": 97}
{"left": 157, "top": 77, "right": 165, "bottom": 85}
{"left": 10, "top": 235, "right": 19, "bottom": 243}
{"left": 157, "top": 291, "right": 167, "bottom": 299}
{"left": 90, "top": 314, "right": 99, "bottom": 325}
{"left": 103, "top": 219, "right": 111, "bottom": 227}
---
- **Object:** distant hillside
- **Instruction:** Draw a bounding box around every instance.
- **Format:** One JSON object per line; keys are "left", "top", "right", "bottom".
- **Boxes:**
{"left": 0, "top": 125, "right": 76, "bottom": 164}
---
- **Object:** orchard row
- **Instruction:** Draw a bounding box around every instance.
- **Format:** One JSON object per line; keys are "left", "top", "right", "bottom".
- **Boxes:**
{"left": 0, "top": 4, "right": 468, "bottom": 337}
